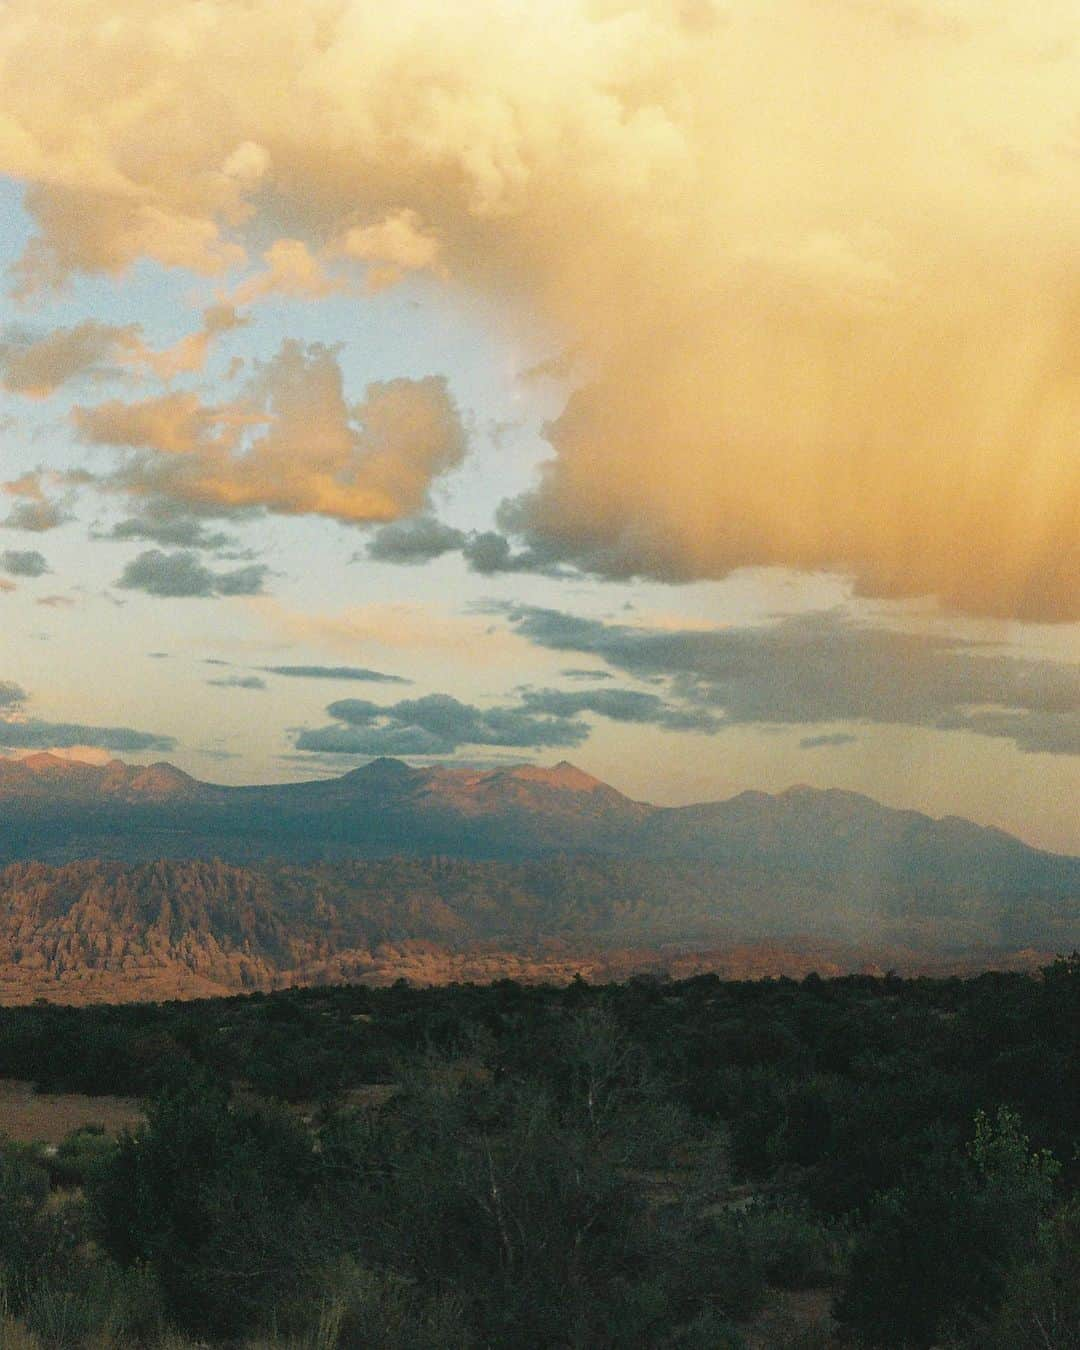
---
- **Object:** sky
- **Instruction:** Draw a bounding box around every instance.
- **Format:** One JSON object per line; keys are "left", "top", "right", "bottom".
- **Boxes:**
{"left": 0, "top": 0, "right": 1077, "bottom": 852}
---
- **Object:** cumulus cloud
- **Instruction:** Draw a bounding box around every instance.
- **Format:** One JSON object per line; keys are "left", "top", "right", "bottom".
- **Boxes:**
{"left": 296, "top": 678, "right": 730, "bottom": 758}
{"left": 116, "top": 549, "right": 268, "bottom": 598}
{"left": 0, "top": 306, "right": 246, "bottom": 396}
{"left": 331, "top": 209, "right": 444, "bottom": 292}
{"left": 461, "top": 532, "right": 569, "bottom": 577}
{"left": 0, "top": 681, "right": 27, "bottom": 708}
{"left": 0, "top": 320, "right": 137, "bottom": 396}
{"left": 500, "top": 604, "right": 1080, "bottom": 755}
{"left": 366, "top": 516, "right": 467, "bottom": 565}
{"left": 298, "top": 692, "right": 589, "bottom": 756}
{"left": 1, "top": 2, "right": 1078, "bottom": 616}
{"left": 365, "top": 516, "right": 569, "bottom": 575}
{"left": 129, "top": 304, "right": 248, "bottom": 380}
{"left": 2, "top": 474, "right": 71, "bottom": 532}
{"left": 0, "top": 550, "right": 48, "bottom": 577}
{"left": 262, "top": 665, "right": 411, "bottom": 685}
{"left": 228, "top": 239, "right": 343, "bottom": 307}
{"left": 75, "top": 340, "right": 467, "bottom": 524}
{"left": 99, "top": 498, "right": 238, "bottom": 551}
{"left": 3, "top": 499, "right": 68, "bottom": 532}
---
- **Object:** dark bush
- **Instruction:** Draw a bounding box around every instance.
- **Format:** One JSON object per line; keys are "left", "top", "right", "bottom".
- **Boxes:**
{"left": 90, "top": 1076, "right": 327, "bottom": 1336}
{"left": 835, "top": 1109, "right": 1060, "bottom": 1347}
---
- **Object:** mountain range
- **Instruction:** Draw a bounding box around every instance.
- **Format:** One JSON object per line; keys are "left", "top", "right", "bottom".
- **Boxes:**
{"left": 0, "top": 754, "right": 1075, "bottom": 1001}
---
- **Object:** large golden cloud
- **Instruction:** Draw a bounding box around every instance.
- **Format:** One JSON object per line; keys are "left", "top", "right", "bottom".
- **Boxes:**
{"left": 73, "top": 342, "right": 466, "bottom": 523}
{"left": 2, "top": 1, "right": 1079, "bottom": 616}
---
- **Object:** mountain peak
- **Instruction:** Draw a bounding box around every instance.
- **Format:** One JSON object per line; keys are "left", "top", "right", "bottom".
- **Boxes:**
{"left": 506, "top": 761, "right": 605, "bottom": 792}
{"left": 355, "top": 757, "right": 417, "bottom": 779}
{"left": 21, "top": 752, "right": 71, "bottom": 773}
{"left": 125, "top": 762, "right": 197, "bottom": 798}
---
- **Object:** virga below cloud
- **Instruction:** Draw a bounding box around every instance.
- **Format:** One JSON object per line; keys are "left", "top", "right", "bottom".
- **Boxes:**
{"left": 0, "top": 1, "right": 1077, "bottom": 617}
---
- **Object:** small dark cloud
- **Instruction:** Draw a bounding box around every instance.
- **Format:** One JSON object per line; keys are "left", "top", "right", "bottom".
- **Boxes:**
{"left": 262, "top": 664, "right": 411, "bottom": 685}
{"left": 459, "top": 530, "right": 568, "bottom": 577}
{"left": 0, "top": 718, "right": 174, "bottom": 752}
{"left": 800, "top": 732, "right": 859, "bottom": 749}
{"left": 102, "top": 500, "right": 238, "bottom": 552}
{"left": 207, "top": 675, "right": 267, "bottom": 690}
{"left": 36, "top": 594, "right": 75, "bottom": 608}
{"left": 561, "top": 668, "right": 615, "bottom": 681}
{"left": 0, "top": 681, "right": 27, "bottom": 709}
{"left": 116, "top": 549, "right": 268, "bottom": 598}
{"left": 364, "top": 515, "right": 572, "bottom": 577}
{"left": 366, "top": 515, "right": 466, "bottom": 565}
{"left": 2, "top": 498, "right": 70, "bottom": 532}
{"left": 2, "top": 473, "right": 73, "bottom": 535}
{"left": 297, "top": 692, "right": 588, "bottom": 757}
{"left": 148, "top": 652, "right": 170, "bottom": 659}
{"left": 0, "top": 550, "right": 48, "bottom": 578}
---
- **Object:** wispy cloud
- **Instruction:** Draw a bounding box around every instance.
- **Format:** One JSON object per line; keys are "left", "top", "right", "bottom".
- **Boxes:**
{"left": 262, "top": 665, "right": 411, "bottom": 685}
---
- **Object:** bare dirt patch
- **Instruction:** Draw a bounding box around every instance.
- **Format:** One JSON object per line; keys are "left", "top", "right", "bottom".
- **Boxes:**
{"left": 0, "top": 1078, "right": 142, "bottom": 1144}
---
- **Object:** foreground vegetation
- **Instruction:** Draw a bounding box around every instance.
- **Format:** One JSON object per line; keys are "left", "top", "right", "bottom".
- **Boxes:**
{"left": 0, "top": 956, "right": 1076, "bottom": 1347}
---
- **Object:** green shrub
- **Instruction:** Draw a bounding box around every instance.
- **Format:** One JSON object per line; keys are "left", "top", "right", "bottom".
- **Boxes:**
{"left": 988, "top": 1196, "right": 1080, "bottom": 1349}
{"left": 0, "top": 1144, "right": 84, "bottom": 1311}
{"left": 45, "top": 1125, "right": 117, "bottom": 1190}
{"left": 661, "top": 1307, "right": 747, "bottom": 1348}
{"left": 283, "top": 1260, "right": 473, "bottom": 1350}
{"left": 352, "top": 1079, "right": 656, "bottom": 1346}
{"left": 734, "top": 1202, "right": 840, "bottom": 1289}
{"left": 90, "top": 1076, "right": 328, "bottom": 1337}
{"left": 835, "top": 1109, "right": 1060, "bottom": 1348}
{"left": 663, "top": 1213, "right": 769, "bottom": 1323}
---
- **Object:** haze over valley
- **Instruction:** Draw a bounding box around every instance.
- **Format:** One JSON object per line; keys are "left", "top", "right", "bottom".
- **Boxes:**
{"left": 0, "top": 754, "right": 1074, "bottom": 1001}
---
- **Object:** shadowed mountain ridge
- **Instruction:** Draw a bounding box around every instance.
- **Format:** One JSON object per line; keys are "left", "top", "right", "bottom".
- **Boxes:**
{"left": 1, "top": 754, "right": 1076, "bottom": 901}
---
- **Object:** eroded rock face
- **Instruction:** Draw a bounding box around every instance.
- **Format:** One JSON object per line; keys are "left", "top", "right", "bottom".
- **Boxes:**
{"left": 0, "top": 856, "right": 1069, "bottom": 1005}
{"left": 0, "top": 760, "right": 1074, "bottom": 1002}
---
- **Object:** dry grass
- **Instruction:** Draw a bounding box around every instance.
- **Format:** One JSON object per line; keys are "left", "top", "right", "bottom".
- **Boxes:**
{"left": 0, "top": 1079, "right": 142, "bottom": 1144}
{"left": 0, "top": 1314, "right": 41, "bottom": 1349}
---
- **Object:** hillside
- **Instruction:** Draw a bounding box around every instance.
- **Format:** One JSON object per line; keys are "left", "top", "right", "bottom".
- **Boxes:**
{"left": 0, "top": 756, "right": 1075, "bottom": 1001}
{"left": 0, "top": 853, "right": 1073, "bottom": 1003}
{"left": 2, "top": 754, "right": 1077, "bottom": 889}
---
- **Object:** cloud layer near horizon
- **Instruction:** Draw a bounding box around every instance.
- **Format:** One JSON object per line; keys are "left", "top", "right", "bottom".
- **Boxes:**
{"left": 1, "top": 1, "right": 1079, "bottom": 617}
{"left": 0, "top": 679, "right": 174, "bottom": 752}
{"left": 499, "top": 605, "right": 1080, "bottom": 755}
